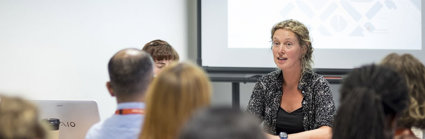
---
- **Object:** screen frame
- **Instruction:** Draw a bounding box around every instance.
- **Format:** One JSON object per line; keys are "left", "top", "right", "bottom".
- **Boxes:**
{"left": 196, "top": 0, "right": 423, "bottom": 76}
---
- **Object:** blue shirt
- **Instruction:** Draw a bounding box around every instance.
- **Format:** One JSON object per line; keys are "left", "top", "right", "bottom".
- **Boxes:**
{"left": 85, "top": 102, "right": 145, "bottom": 139}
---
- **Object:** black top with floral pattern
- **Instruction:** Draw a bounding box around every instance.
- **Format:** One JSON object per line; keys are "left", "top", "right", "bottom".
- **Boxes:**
{"left": 247, "top": 69, "right": 336, "bottom": 135}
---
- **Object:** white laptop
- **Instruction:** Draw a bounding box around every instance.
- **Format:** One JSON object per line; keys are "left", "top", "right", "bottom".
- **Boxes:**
{"left": 33, "top": 100, "right": 100, "bottom": 139}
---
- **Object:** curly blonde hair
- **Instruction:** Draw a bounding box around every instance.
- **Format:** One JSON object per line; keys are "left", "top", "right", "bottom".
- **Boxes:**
{"left": 271, "top": 19, "right": 313, "bottom": 74}
{"left": 381, "top": 53, "right": 425, "bottom": 129}
{"left": 0, "top": 95, "right": 50, "bottom": 139}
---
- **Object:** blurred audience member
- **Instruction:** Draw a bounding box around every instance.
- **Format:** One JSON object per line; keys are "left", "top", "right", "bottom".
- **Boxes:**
{"left": 140, "top": 61, "right": 211, "bottom": 139}
{"left": 86, "top": 48, "right": 154, "bottom": 139}
{"left": 0, "top": 95, "right": 50, "bottom": 139}
{"left": 142, "top": 39, "right": 179, "bottom": 76}
{"left": 381, "top": 53, "right": 425, "bottom": 139}
{"left": 179, "top": 106, "right": 266, "bottom": 139}
{"left": 333, "top": 64, "right": 409, "bottom": 139}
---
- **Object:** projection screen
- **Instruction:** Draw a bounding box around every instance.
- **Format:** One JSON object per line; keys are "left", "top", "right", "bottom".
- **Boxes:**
{"left": 200, "top": 0, "right": 424, "bottom": 69}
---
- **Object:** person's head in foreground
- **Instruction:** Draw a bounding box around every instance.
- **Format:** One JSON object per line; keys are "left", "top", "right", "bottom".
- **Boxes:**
{"left": 179, "top": 106, "right": 266, "bottom": 139}
{"left": 381, "top": 53, "right": 425, "bottom": 138}
{"left": 333, "top": 64, "right": 409, "bottom": 139}
{"left": 107, "top": 48, "right": 154, "bottom": 103}
{"left": 0, "top": 95, "right": 50, "bottom": 139}
{"left": 142, "top": 39, "right": 179, "bottom": 75}
{"left": 140, "top": 61, "right": 211, "bottom": 139}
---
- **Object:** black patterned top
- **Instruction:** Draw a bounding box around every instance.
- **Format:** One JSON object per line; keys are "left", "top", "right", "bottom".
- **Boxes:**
{"left": 247, "top": 69, "right": 336, "bottom": 135}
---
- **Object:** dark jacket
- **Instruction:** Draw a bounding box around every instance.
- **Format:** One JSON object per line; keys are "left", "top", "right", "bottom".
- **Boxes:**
{"left": 247, "top": 70, "right": 336, "bottom": 135}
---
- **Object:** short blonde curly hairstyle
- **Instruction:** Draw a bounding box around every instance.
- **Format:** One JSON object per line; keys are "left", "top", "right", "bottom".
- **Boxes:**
{"left": 271, "top": 19, "right": 313, "bottom": 74}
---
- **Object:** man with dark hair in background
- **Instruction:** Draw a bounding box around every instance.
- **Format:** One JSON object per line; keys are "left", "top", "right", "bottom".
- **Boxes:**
{"left": 142, "top": 39, "right": 179, "bottom": 76}
{"left": 86, "top": 48, "right": 154, "bottom": 139}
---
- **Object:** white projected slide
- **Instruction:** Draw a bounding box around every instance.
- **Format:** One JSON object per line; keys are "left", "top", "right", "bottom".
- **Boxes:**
{"left": 228, "top": 0, "right": 421, "bottom": 50}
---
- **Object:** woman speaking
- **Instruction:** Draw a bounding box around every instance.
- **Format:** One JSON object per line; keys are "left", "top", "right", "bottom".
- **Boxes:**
{"left": 247, "top": 19, "right": 335, "bottom": 139}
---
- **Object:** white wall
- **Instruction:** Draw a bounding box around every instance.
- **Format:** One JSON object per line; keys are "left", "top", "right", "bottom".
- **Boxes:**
{"left": 0, "top": 0, "right": 189, "bottom": 120}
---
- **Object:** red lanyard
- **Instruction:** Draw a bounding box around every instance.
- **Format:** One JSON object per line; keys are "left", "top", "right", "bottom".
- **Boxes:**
{"left": 115, "top": 109, "right": 144, "bottom": 115}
